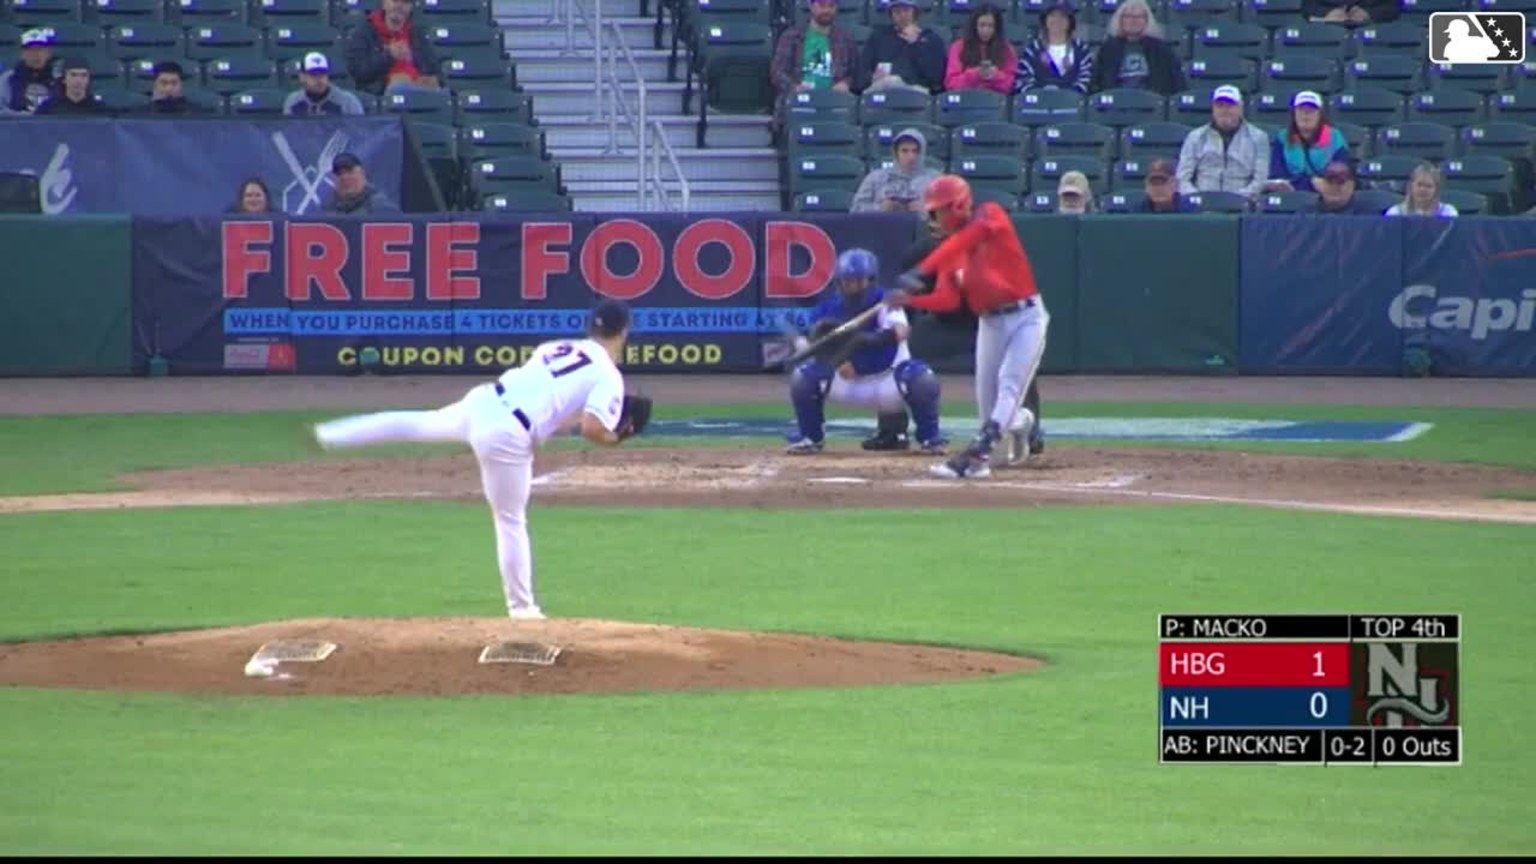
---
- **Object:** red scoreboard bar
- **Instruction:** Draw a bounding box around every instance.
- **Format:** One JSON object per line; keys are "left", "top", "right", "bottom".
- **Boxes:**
{"left": 1158, "top": 614, "right": 1462, "bottom": 766}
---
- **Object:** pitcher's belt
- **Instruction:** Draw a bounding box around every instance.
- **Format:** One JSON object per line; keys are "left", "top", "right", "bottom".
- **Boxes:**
{"left": 492, "top": 382, "right": 532, "bottom": 431}
{"left": 982, "top": 297, "right": 1037, "bottom": 318}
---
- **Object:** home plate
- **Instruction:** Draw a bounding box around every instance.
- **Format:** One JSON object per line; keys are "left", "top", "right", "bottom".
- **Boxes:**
{"left": 479, "top": 641, "right": 563, "bottom": 666}
{"left": 807, "top": 477, "right": 870, "bottom": 485}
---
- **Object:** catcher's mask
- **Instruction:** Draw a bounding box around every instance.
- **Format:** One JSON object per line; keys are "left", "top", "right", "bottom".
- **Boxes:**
{"left": 834, "top": 247, "right": 878, "bottom": 304}
{"left": 923, "top": 174, "right": 973, "bottom": 236}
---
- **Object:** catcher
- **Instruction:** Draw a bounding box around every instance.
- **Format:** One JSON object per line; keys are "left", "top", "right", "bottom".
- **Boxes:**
{"left": 783, "top": 247, "right": 947, "bottom": 454}
{"left": 312, "top": 299, "right": 651, "bottom": 620}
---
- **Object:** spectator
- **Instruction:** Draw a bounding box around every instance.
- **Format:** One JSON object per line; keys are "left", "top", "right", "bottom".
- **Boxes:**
{"left": 144, "top": 60, "right": 195, "bottom": 114}
{"left": 1, "top": 28, "right": 57, "bottom": 115}
{"left": 1090, "top": 0, "right": 1185, "bottom": 96}
{"left": 346, "top": 0, "right": 441, "bottom": 97}
{"left": 850, "top": 127, "right": 941, "bottom": 212}
{"left": 1264, "top": 90, "right": 1349, "bottom": 194}
{"left": 35, "top": 57, "right": 106, "bottom": 115}
{"left": 860, "top": 0, "right": 948, "bottom": 94}
{"left": 324, "top": 152, "right": 401, "bottom": 214}
{"left": 1314, "top": 158, "right": 1382, "bottom": 214}
{"left": 1014, "top": 1, "right": 1094, "bottom": 94}
{"left": 944, "top": 4, "right": 1017, "bottom": 95}
{"left": 1056, "top": 170, "right": 1094, "bottom": 213}
{"left": 1176, "top": 85, "right": 1269, "bottom": 199}
{"left": 1386, "top": 163, "right": 1458, "bottom": 217}
{"left": 1303, "top": 0, "right": 1399, "bottom": 24}
{"left": 771, "top": 0, "right": 859, "bottom": 133}
{"left": 1139, "top": 158, "right": 1198, "bottom": 212}
{"left": 286, "top": 52, "right": 366, "bottom": 116}
{"left": 228, "top": 177, "right": 279, "bottom": 214}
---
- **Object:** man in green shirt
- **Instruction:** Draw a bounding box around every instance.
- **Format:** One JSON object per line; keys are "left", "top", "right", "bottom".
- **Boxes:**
{"left": 771, "top": 0, "right": 858, "bottom": 128}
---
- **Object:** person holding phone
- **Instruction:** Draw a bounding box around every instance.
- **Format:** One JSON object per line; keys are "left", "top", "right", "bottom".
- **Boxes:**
{"left": 859, "top": 0, "right": 947, "bottom": 93}
{"left": 944, "top": 3, "right": 1016, "bottom": 94}
{"left": 850, "top": 128, "right": 941, "bottom": 214}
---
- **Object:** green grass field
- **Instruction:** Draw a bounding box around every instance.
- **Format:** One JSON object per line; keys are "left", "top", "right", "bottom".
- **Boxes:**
{"left": 2, "top": 403, "right": 1533, "bottom": 855}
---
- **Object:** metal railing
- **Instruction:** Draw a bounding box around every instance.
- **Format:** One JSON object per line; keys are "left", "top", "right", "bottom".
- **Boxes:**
{"left": 549, "top": 0, "right": 691, "bottom": 212}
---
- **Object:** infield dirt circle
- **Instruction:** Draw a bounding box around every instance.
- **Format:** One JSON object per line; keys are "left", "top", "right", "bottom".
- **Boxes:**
{"left": 1, "top": 375, "right": 1532, "bottom": 698}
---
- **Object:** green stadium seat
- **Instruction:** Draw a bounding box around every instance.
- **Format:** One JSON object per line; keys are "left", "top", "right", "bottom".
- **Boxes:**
{"left": 1344, "top": 56, "right": 1423, "bottom": 95}
{"left": 1121, "top": 121, "right": 1194, "bottom": 160}
{"left": 685, "top": 19, "right": 773, "bottom": 128}
{"left": 453, "top": 88, "right": 535, "bottom": 126}
{"left": 870, "top": 153, "right": 944, "bottom": 174}
{"left": 1031, "top": 154, "right": 1109, "bottom": 196}
{"left": 1490, "top": 89, "right": 1536, "bottom": 123}
{"left": 410, "top": 119, "right": 461, "bottom": 207}
{"left": 1167, "top": 91, "right": 1216, "bottom": 125}
{"left": 1263, "top": 55, "right": 1341, "bottom": 94}
{"left": 1376, "top": 121, "right": 1458, "bottom": 161}
{"left": 950, "top": 121, "right": 1029, "bottom": 160}
{"left": 1250, "top": 91, "right": 1300, "bottom": 126}
{"left": 787, "top": 119, "right": 864, "bottom": 159}
{"left": 934, "top": 88, "right": 1008, "bottom": 128}
{"left": 166, "top": 0, "right": 249, "bottom": 24}
{"left": 1165, "top": 0, "right": 1242, "bottom": 33}
{"left": 1021, "top": 191, "right": 1059, "bottom": 213}
{"left": 1408, "top": 88, "right": 1486, "bottom": 127}
{"left": 202, "top": 54, "right": 278, "bottom": 93}
{"left": 1187, "top": 190, "right": 1251, "bottom": 212}
{"left": 1270, "top": 22, "right": 1351, "bottom": 60}
{"left": 1330, "top": 87, "right": 1406, "bottom": 128}
{"left": 863, "top": 121, "right": 949, "bottom": 160}
{"left": 228, "top": 85, "right": 289, "bottom": 113}
{"left": 792, "top": 188, "right": 856, "bottom": 211}
{"left": 48, "top": 22, "right": 110, "bottom": 53}
{"left": 11, "top": 0, "right": 83, "bottom": 27}
{"left": 185, "top": 22, "right": 263, "bottom": 60}
{"left": 470, "top": 155, "right": 565, "bottom": 202}
{"left": 1111, "top": 157, "right": 1153, "bottom": 191}
{"left": 88, "top": 0, "right": 165, "bottom": 24}
{"left": 1334, "top": 120, "right": 1373, "bottom": 156}
{"left": 180, "top": 83, "right": 226, "bottom": 110}
{"left": 1441, "top": 154, "right": 1517, "bottom": 213}
{"left": 1351, "top": 21, "right": 1425, "bottom": 56}
{"left": 1426, "top": 62, "right": 1506, "bottom": 96}
{"left": 380, "top": 86, "right": 454, "bottom": 124}
{"left": 785, "top": 88, "right": 858, "bottom": 122}
{"left": 1243, "top": 0, "right": 1304, "bottom": 29}
{"left": 107, "top": 21, "right": 183, "bottom": 59}
{"left": 1190, "top": 22, "right": 1269, "bottom": 64}
{"left": 481, "top": 190, "right": 573, "bottom": 214}
{"left": 68, "top": 52, "right": 126, "bottom": 88}
{"left": 329, "top": 0, "right": 374, "bottom": 30}
{"left": 0, "top": 25, "right": 19, "bottom": 52}
{"left": 1480, "top": 0, "right": 1536, "bottom": 12}
{"left": 438, "top": 55, "right": 517, "bottom": 91}
{"left": 860, "top": 87, "right": 933, "bottom": 126}
{"left": 969, "top": 186, "right": 1020, "bottom": 212}
{"left": 418, "top": 0, "right": 490, "bottom": 23}
{"left": 1356, "top": 153, "right": 1423, "bottom": 190}
{"left": 1101, "top": 190, "right": 1149, "bottom": 212}
{"left": 456, "top": 121, "right": 547, "bottom": 161}
{"left": 1460, "top": 121, "right": 1535, "bottom": 163}
{"left": 250, "top": 0, "right": 329, "bottom": 26}
{"left": 96, "top": 85, "right": 150, "bottom": 111}
{"left": 950, "top": 154, "right": 1029, "bottom": 196}
{"left": 422, "top": 20, "right": 502, "bottom": 60}
{"left": 786, "top": 154, "right": 866, "bottom": 199}
{"left": 1035, "top": 120, "right": 1117, "bottom": 161}
{"left": 1013, "top": 88, "right": 1085, "bottom": 127}
{"left": 1438, "top": 188, "right": 1488, "bottom": 215}
{"left": 1185, "top": 56, "right": 1257, "bottom": 94}
{"left": 1087, "top": 87, "right": 1166, "bottom": 128}
{"left": 1258, "top": 190, "right": 1319, "bottom": 212}
{"left": 264, "top": 22, "right": 341, "bottom": 62}
{"left": 1350, "top": 187, "right": 1400, "bottom": 213}
{"left": 1398, "top": 0, "right": 1470, "bottom": 24}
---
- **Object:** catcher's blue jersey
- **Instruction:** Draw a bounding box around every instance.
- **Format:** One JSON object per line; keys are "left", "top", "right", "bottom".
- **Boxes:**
{"left": 811, "top": 287, "right": 906, "bottom": 377}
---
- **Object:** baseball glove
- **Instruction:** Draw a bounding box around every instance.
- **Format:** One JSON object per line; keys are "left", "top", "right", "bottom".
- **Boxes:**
{"left": 616, "top": 394, "right": 654, "bottom": 441}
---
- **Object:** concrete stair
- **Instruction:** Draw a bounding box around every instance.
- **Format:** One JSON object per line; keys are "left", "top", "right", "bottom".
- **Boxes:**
{"left": 491, "top": 0, "right": 778, "bottom": 213}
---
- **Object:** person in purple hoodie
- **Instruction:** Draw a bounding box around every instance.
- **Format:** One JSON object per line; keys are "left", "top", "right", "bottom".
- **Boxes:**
{"left": 1265, "top": 90, "right": 1351, "bottom": 195}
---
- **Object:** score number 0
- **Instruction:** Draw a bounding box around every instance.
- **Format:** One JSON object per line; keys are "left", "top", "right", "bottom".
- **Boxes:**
{"left": 1310, "top": 650, "right": 1327, "bottom": 719}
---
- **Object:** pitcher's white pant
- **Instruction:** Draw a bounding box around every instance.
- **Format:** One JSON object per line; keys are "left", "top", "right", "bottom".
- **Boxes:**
{"left": 312, "top": 383, "right": 539, "bottom": 616}
{"left": 975, "top": 299, "right": 1050, "bottom": 434}
{"left": 829, "top": 370, "right": 906, "bottom": 412}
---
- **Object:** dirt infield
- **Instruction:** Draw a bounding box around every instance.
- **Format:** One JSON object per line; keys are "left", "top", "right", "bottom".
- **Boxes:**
{"left": 3, "top": 374, "right": 1533, "bottom": 699}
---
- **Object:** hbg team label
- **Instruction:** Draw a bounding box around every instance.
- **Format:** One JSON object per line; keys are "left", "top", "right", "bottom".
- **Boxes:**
{"left": 1158, "top": 614, "right": 1461, "bottom": 766}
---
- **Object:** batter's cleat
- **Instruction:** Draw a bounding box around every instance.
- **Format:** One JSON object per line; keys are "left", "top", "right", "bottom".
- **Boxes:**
{"left": 1029, "top": 432, "right": 1045, "bottom": 456}
{"left": 917, "top": 436, "right": 949, "bottom": 455}
{"left": 861, "top": 431, "right": 910, "bottom": 451}
{"left": 508, "top": 605, "right": 545, "bottom": 621}
{"left": 928, "top": 453, "right": 991, "bottom": 479}
{"left": 784, "top": 437, "right": 825, "bottom": 455}
{"left": 1003, "top": 428, "right": 1029, "bottom": 465}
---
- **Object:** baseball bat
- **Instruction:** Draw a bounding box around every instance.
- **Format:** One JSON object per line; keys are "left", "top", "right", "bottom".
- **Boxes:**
{"left": 765, "top": 304, "right": 884, "bottom": 371}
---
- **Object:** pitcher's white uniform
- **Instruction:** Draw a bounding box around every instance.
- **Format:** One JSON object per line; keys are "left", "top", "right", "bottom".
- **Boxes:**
{"left": 314, "top": 338, "right": 625, "bottom": 618}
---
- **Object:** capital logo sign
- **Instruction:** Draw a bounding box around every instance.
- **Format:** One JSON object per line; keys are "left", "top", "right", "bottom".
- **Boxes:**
{"left": 1363, "top": 643, "right": 1454, "bottom": 728}
{"left": 16, "top": 143, "right": 80, "bottom": 214}
{"left": 1428, "top": 11, "right": 1525, "bottom": 64}
{"left": 272, "top": 129, "right": 350, "bottom": 214}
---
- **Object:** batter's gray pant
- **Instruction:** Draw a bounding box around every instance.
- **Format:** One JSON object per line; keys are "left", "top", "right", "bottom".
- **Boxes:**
{"left": 975, "top": 298, "right": 1050, "bottom": 432}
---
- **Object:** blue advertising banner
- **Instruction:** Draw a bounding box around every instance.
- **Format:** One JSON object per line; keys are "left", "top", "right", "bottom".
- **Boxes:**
{"left": 1238, "top": 216, "right": 1407, "bottom": 375}
{"left": 0, "top": 117, "right": 404, "bottom": 215}
{"left": 132, "top": 213, "right": 921, "bottom": 374}
{"left": 1399, "top": 217, "right": 1536, "bottom": 377}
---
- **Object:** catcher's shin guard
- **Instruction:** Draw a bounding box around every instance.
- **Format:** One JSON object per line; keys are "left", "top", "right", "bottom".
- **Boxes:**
{"left": 895, "top": 360, "right": 942, "bottom": 446}
{"left": 789, "top": 361, "right": 832, "bottom": 443}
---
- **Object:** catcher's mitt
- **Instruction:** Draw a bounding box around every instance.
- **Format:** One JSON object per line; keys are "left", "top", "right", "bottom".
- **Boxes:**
{"left": 616, "top": 394, "right": 653, "bottom": 440}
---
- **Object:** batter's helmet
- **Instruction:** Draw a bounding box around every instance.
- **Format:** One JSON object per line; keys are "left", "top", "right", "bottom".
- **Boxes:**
{"left": 923, "top": 175, "right": 973, "bottom": 233}
{"left": 835, "top": 248, "right": 879, "bottom": 281}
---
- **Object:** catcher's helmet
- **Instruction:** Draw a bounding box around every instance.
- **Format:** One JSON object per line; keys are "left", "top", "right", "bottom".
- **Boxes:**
{"left": 835, "top": 247, "right": 879, "bottom": 281}
{"left": 923, "top": 174, "right": 973, "bottom": 234}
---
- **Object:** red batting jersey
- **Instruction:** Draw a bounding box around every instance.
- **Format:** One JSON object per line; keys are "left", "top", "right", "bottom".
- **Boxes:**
{"left": 906, "top": 202, "right": 1041, "bottom": 316}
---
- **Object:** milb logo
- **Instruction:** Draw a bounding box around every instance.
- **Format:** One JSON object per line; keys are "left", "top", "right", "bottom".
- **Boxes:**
{"left": 1428, "top": 11, "right": 1526, "bottom": 64}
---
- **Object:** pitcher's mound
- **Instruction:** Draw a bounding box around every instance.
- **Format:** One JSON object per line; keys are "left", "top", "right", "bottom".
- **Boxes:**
{"left": 0, "top": 617, "right": 1042, "bottom": 697}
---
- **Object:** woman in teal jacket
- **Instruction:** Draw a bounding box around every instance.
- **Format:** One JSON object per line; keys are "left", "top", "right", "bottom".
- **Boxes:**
{"left": 1266, "top": 90, "right": 1351, "bottom": 193}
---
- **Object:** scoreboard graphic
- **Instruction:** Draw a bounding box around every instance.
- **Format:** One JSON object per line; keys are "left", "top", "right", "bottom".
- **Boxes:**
{"left": 1158, "top": 614, "right": 1461, "bottom": 765}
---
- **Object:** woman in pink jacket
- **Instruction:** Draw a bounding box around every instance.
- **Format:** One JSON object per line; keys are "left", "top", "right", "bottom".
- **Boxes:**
{"left": 943, "top": 4, "right": 1017, "bottom": 94}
